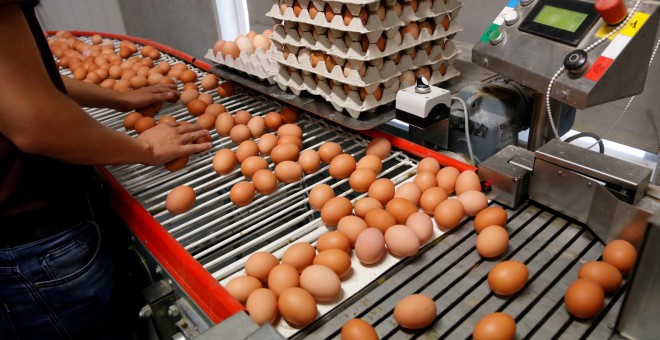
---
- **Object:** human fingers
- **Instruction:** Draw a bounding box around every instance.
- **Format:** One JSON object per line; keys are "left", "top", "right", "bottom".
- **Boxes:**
{"left": 181, "top": 141, "right": 213, "bottom": 155}
{"left": 176, "top": 123, "right": 205, "bottom": 134}
{"left": 180, "top": 129, "right": 210, "bottom": 144}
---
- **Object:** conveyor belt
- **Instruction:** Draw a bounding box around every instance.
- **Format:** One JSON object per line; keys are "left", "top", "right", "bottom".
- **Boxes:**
{"left": 62, "top": 35, "right": 626, "bottom": 339}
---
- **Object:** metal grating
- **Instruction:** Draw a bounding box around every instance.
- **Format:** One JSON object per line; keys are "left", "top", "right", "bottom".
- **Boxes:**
{"left": 65, "top": 36, "right": 625, "bottom": 339}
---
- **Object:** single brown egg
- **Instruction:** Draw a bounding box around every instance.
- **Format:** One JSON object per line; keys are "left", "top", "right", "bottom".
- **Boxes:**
{"left": 406, "top": 212, "right": 434, "bottom": 243}
{"left": 230, "top": 181, "right": 255, "bottom": 206}
{"left": 277, "top": 123, "right": 303, "bottom": 139}
{"left": 488, "top": 260, "right": 529, "bottom": 296}
{"left": 267, "top": 264, "right": 299, "bottom": 298}
{"left": 164, "top": 155, "right": 189, "bottom": 172}
{"left": 245, "top": 288, "right": 278, "bottom": 325}
{"left": 385, "top": 198, "right": 418, "bottom": 225}
{"left": 245, "top": 251, "right": 278, "bottom": 283}
{"left": 394, "top": 182, "right": 422, "bottom": 206}
{"left": 356, "top": 154, "right": 382, "bottom": 173}
{"left": 476, "top": 226, "right": 509, "bottom": 258}
{"left": 364, "top": 208, "right": 397, "bottom": 234}
{"left": 275, "top": 161, "right": 303, "bottom": 183}
{"left": 324, "top": 4, "right": 336, "bottom": 23}
{"left": 602, "top": 239, "right": 637, "bottom": 275}
{"left": 457, "top": 190, "right": 488, "bottom": 216}
{"left": 329, "top": 154, "right": 356, "bottom": 179}
{"left": 354, "top": 197, "right": 383, "bottom": 219}
{"left": 309, "top": 184, "right": 335, "bottom": 211}
{"left": 313, "top": 248, "right": 352, "bottom": 279}
{"left": 230, "top": 124, "right": 252, "bottom": 145}
{"left": 365, "top": 137, "right": 391, "bottom": 160}
{"left": 473, "top": 313, "right": 516, "bottom": 340}
{"left": 316, "top": 231, "right": 351, "bottom": 253}
{"left": 234, "top": 110, "right": 252, "bottom": 125}
{"left": 419, "top": 187, "right": 448, "bottom": 214}
{"left": 247, "top": 116, "right": 266, "bottom": 138}
{"left": 321, "top": 196, "right": 353, "bottom": 226}
{"left": 236, "top": 140, "right": 260, "bottom": 163}
{"left": 200, "top": 74, "right": 218, "bottom": 91}
{"left": 349, "top": 168, "right": 377, "bottom": 193}
{"left": 418, "top": 157, "right": 440, "bottom": 174}
{"left": 474, "top": 207, "right": 508, "bottom": 233}
{"left": 196, "top": 113, "right": 216, "bottom": 130}
{"left": 264, "top": 112, "right": 283, "bottom": 131}
{"left": 215, "top": 112, "right": 235, "bottom": 136}
{"left": 252, "top": 169, "right": 278, "bottom": 195}
{"left": 385, "top": 225, "right": 420, "bottom": 257}
{"left": 180, "top": 69, "right": 198, "bottom": 84}
{"left": 205, "top": 103, "right": 227, "bottom": 116}
{"left": 413, "top": 171, "right": 438, "bottom": 192}
{"left": 280, "top": 107, "right": 300, "bottom": 124}
{"left": 134, "top": 117, "right": 156, "bottom": 134}
{"left": 354, "top": 227, "right": 386, "bottom": 264}
{"left": 240, "top": 156, "right": 268, "bottom": 178}
{"left": 433, "top": 198, "right": 464, "bottom": 230}
{"left": 436, "top": 166, "right": 460, "bottom": 194}
{"left": 564, "top": 279, "right": 604, "bottom": 319}
{"left": 165, "top": 185, "right": 196, "bottom": 215}
{"left": 277, "top": 135, "right": 303, "bottom": 150}
{"left": 257, "top": 133, "right": 278, "bottom": 156}
{"left": 282, "top": 242, "right": 316, "bottom": 273}
{"left": 221, "top": 41, "right": 240, "bottom": 59}
{"left": 213, "top": 149, "right": 237, "bottom": 175}
{"left": 578, "top": 261, "right": 622, "bottom": 293}
{"left": 299, "top": 149, "right": 321, "bottom": 174}
{"left": 217, "top": 82, "right": 235, "bottom": 97}
{"left": 337, "top": 215, "right": 368, "bottom": 246}
{"left": 341, "top": 319, "right": 378, "bottom": 340}
{"left": 270, "top": 143, "right": 299, "bottom": 164}
{"left": 187, "top": 99, "right": 207, "bottom": 117}
{"left": 394, "top": 294, "right": 436, "bottom": 329}
{"left": 300, "top": 265, "right": 341, "bottom": 302}
{"left": 278, "top": 287, "right": 318, "bottom": 328}
{"left": 368, "top": 178, "right": 396, "bottom": 205}
{"left": 318, "top": 142, "right": 343, "bottom": 163}
{"left": 455, "top": 170, "right": 481, "bottom": 195}
{"left": 400, "top": 22, "right": 420, "bottom": 41}
{"left": 225, "top": 275, "right": 262, "bottom": 305}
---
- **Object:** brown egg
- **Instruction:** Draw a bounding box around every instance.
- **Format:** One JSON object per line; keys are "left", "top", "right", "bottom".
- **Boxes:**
{"left": 354, "top": 197, "right": 382, "bottom": 218}
{"left": 282, "top": 242, "right": 316, "bottom": 273}
{"left": 602, "top": 239, "right": 637, "bottom": 274}
{"left": 134, "top": 116, "right": 156, "bottom": 134}
{"left": 476, "top": 226, "right": 509, "bottom": 258}
{"left": 264, "top": 112, "right": 283, "bottom": 131}
{"left": 157, "top": 114, "right": 176, "bottom": 125}
{"left": 247, "top": 116, "right": 266, "bottom": 138}
{"left": 385, "top": 225, "right": 420, "bottom": 257}
{"left": 213, "top": 149, "right": 237, "bottom": 175}
{"left": 279, "top": 107, "right": 300, "bottom": 124}
{"left": 205, "top": 103, "right": 227, "bottom": 116}
{"left": 356, "top": 154, "right": 382, "bottom": 173}
{"left": 267, "top": 264, "right": 299, "bottom": 298}
{"left": 418, "top": 157, "right": 440, "bottom": 174}
{"left": 277, "top": 135, "right": 303, "bottom": 150}
{"left": 180, "top": 89, "right": 199, "bottom": 105}
{"left": 187, "top": 99, "right": 207, "bottom": 117}
{"left": 257, "top": 133, "right": 278, "bottom": 156}
{"left": 308, "top": 184, "right": 335, "bottom": 211}
{"left": 341, "top": 319, "right": 378, "bottom": 340}
{"left": 433, "top": 198, "right": 464, "bottom": 230}
{"left": 197, "top": 93, "right": 213, "bottom": 105}
{"left": 130, "top": 75, "right": 148, "bottom": 89}
{"left": 337, "top": 215, "right": 368, "bottom": 246}
{"left": 457, "top": 190, "right": 488, "bottom": 216}
{"left": 578, "top": 261, "right": 622, "bottom": 293}
{"left": 240, "top": 156, "right": 268, "bottom": 178}
{"left": 252, "top": 169, "right": 278, "bottom": 195}
{"left": 324, "top": 4, "right": 336, "bottom": 23}
{"left": 441, "top": 14, "right": 451, "bottom": 31}
{"left": 488, "top": 260, "right": 529, "bottom": 296}
{"left": 225, "top": 275, "right": 262, "bottom": 306}
{"left": 355, "top": 227, "right": 386, "bottom": 264}
{"left": 386, "top": 198, "right": 418, "bottom": 225}
{"left": 419, "top": 187, "right": 448, "bottom": 214}
{"left": 221, "top": 41, "right": 241, "bottom": 59}
{"left": 474, "top": 207, "right": 508, "bottom": 233}
{"left": 196, "top": 113, "right": 216, "bottom": 130}
{"left": 278, "top": 287, "right": 318, "bottom": 328}
{"left": 300, "top": 265, "right": 341, "bottom": 302}
{"left": 299, "top": 149, "right": 321, "bottom": 173}
{"left": 308, "top": 5, "right": 319, "bottom": 19}
{"left": 316, "top": 231, "right": 351, "bottom": 253}
{"left": 235, "top": 140, "right": 259, "bottom": 163}
{"left": 406, "top": 212, "right": 434, "bottom": 243}
{"left": 314, "top": 249, "right": 352, "bottom": 280}
{"left": 182, "top": 82, "right": 198, "bottom": 92}
{"left": 318, "top": 142, "right": 343, "bottom": 163}
{"left": 230, "top": 124, "right": 252, "bottom": 144}
{"left": 270, "top": 143, "right": 300, "bottom": 164}
{"left": 329, "top": 154, "right": 356, "bottom": 179}
{"left": 180, "top": 69, "right": 198, "bottom": 84}
{"left": 473, "top": 313, "right": 516, "bottom": 340}
{"left": 275, "top": 161, "right": 303, "bottom": 183}
{"left": 123, "top": 112, "right": 143, "bottom": 130}
{"left": 368, "top": 178, "right": 395, "bottom": 205}
{"left": 400, "top": 22, "right": 420, "bottom": 41}
{"left": 246, "top": 288, "right": 278, "bottom": 325}
{"left": 166, "top": 185, "right": 196, "bottom": 215}
{"left": 365, "top": 137, "right": 391, "bottom": 160}
{"left": 217, "top": 82, "right": 235, "bottom": 97}
{"left": 455, "top": 170, "right": 481, "bottom": 195}
{"left": 230, "top": 181, "right": 255, "bottom": 206}
{"left": 277, "top": 123, "right": 303, "bottom": 138}
{"left": 394, "top": 182, "right": 422, "bottom": 206}
{"left": 233, "top": 110, "right": 252, "bottom": 125}
{"left": 365, "top": 208, "right": 397, "bottom": 234}
{"left": 349, "top": 168, "right": 377, "bottom": 193}
{"left": 394, "top": 294, "right": 436, "bottom": 329}
{"left": 200, "top": 74, "right": 218, "bottom": 91}
{"left": 413, "top": 171, "right": 438, "bottom": 192}
{"left": 215, "top": 112, "right": 235, "bottom": 136}
{"left": 245, "top": 251, "right": 279, "bottom": 283}
{"left": 564, "top": 279, "right": 605, "bottom": 318}
{"left": 321, "top": 196, "right": 353, "bottom": 226}
{"left": 164, "top": 155, "right": 189, "bottom": 172}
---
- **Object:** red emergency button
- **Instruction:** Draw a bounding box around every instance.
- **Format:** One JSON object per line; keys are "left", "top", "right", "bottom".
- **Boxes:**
{"left": 595, "top": 0, "right": 628, "bottom": 25}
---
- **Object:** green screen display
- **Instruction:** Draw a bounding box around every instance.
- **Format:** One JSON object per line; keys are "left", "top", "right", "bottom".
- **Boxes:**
{"left": 533, "top": 5, "right": 588, "bottom": 32}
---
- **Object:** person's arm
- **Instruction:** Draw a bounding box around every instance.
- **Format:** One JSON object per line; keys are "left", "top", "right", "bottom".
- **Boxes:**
{"left": 0, "top": 4, "right": 210, "bottom": 166}
{"left": 61, "top": 76, "right": 179, "bottom": 112}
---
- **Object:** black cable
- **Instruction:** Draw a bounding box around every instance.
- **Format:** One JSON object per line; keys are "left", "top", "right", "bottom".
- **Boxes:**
{"left": 563, "top": 132, "right": 605, "bottom": 153}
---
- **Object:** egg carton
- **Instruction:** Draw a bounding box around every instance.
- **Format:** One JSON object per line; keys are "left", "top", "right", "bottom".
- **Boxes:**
{"left": 275, "top": 57, "right": 459, "bottom": 118}
{"left": 205, "top": 44, "right": 279, "bottom": 84}
{"left": 270, "top": 10, "right": 462, "bottom": 61}
{"left": 272, "top": 37, "right": 459, "bottom": 88}
{"left": 268, "top": 0, "right": 462, "bottom": 35}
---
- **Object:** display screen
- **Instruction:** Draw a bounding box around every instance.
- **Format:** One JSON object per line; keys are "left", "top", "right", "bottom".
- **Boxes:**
{"left": 532, "top": 5, "right": 588, "bottom": 32}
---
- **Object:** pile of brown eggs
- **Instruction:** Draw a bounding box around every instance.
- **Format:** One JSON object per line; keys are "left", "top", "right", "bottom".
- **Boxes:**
{"left": 212, "top": 29, "right": 275, "bottom": 60}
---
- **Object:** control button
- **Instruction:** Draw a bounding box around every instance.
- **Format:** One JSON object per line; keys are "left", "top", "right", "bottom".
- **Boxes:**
{"left": 503, "top": 11, "right": 519, "bottom": 26}
{"left": 415, "top": 76, "right": 431, "bottom": 94}
{"left": 595, "top": 0, "right": 628, "bottom": 25}
{"left": 564, "top": 49, "right": 590, "bottom": 74}
{"left": 520, "top": 0, "right": 535, "bottom": 6}
{"left": 489, "top": 29, "right": 505, "bottom": 45}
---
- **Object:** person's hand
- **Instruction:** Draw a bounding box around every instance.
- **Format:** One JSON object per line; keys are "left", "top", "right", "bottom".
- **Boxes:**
{"left": 137, "top": 122, "right": 211, "bottom": 166}
{"left": 115, "top": 84, "right": 180, "bottom": 112}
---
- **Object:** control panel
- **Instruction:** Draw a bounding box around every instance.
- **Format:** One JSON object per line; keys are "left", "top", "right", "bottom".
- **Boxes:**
{"left": 472, "top": 0, "right": 658, "bottom": 109}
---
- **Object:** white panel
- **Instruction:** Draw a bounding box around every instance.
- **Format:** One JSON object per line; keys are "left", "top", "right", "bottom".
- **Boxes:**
{"left": 35, "top": 0, "right": 126, "bottom": 35}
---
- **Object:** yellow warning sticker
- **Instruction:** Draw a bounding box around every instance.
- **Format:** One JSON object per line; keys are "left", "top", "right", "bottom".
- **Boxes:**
{"left": 595, "top": 12, "right": 650, "bottom": 40}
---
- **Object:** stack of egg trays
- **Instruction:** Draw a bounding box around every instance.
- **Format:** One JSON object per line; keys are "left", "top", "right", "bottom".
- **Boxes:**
{"left": 205, "top": 43, "right": 280, "bottom": 85}
{"left": 267, "top": 0, "right": 462, "bottom": 118}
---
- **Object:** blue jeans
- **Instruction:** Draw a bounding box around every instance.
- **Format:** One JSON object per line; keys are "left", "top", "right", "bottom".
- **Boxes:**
{"left": 0, "top": 219, "right": 118, "bottom": 339}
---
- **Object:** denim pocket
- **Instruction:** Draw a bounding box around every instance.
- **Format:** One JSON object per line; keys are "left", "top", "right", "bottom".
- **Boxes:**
{"left": 37, "top": 221, "right": 101, "bottom": 287}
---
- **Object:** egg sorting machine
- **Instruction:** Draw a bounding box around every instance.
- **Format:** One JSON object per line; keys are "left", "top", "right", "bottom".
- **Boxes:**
{"left": 58, "top": 0, "right": 660, "bottom": 338}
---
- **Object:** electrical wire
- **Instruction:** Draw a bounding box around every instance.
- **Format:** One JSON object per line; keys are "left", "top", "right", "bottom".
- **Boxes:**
{"left": 563, "top": 132, "right": 605, "bottom": 153}
{"left": 545, "top": 0, "right": 643, "bottom": 140}
{"left": 452, "top": 96, "right": 475, "bottom": 166}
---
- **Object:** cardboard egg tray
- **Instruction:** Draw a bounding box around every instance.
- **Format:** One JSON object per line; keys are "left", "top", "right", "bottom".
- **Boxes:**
{"left": 205, "top": 44, "right": 279, "bottom": 84}
{"left": 272, "top": 38, "right": 459, "bottom": 87}
{"left": 270, "top": 9, "right": 461, "bottom": 61}
{"left": 274, "top": 56, "right": 459, "bottom": 118}
{"left": 268, "top": 0, "right": 462, "bottom": 35}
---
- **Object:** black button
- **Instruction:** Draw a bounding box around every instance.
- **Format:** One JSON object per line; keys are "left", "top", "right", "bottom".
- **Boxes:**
{"left": 564, "top": 49, "right": 589, "bottom": 73}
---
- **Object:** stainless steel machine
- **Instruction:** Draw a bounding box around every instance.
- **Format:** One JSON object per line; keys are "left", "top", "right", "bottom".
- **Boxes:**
{"left": 57, "top": 0, "right": 659, "bottom": 338}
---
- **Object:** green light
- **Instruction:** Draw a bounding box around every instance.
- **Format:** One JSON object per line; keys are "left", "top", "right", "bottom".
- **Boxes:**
{"left": 533, "top": 5, "right": 588, "bottom": 32}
